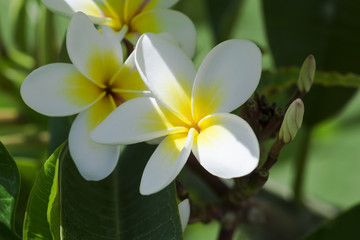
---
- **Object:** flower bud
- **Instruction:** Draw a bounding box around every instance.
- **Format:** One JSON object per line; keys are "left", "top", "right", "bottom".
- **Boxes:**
{"left": 279, "top": 99, "right": 304, "bottom": 144}
{"left": 297, "top": 55, "right": 316, "bottom": 93}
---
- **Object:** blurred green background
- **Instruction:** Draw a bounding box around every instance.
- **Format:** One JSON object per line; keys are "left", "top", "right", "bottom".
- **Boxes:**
{"left": 1, "top": 0, "right": 360, "bottom": 239}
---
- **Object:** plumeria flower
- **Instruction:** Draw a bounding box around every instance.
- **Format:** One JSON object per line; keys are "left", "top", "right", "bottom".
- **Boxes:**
{"left": 21, "top": 12, "right": 149, "bottom": 181}
{"left": 41, "top": 0, "right": 196, "bottom": 57}
{"left": 92, "top": 33, "right": 262, "bottom": 195}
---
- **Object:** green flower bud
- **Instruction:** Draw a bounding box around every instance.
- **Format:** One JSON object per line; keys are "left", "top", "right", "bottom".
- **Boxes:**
{"left": 297, "top": 55, "right": 316, "bottom": 93}
{"left": 279, "top": 99, "right": 304, "bottom": 144}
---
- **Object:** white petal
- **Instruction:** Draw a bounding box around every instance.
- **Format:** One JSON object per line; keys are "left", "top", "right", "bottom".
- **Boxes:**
{"left": 178, "top": 199, "right": 190, "bottom": 232}
{"left": 69, "top": 111, "right": 121, "bottom": 181}
{"left": 131, "top": 9, "right": 196, "bottom": 58}
{"left": 123, "top": 0, "right": 179, "bottom": 23}
{"left": 110, "top": 52, "right": 150, "bottom": 100}
{"left": 192, "top": 40, "right": 262, "bottom": 122}
{"left": 140, "top": 128, "right": 195, "bottom": 195}
{"left": 135, "top": 33, "right": 196, "bottom": 123}
{"left": 67, "top": 12, "right": 123, "bottom": 86}
{"left": 20, "top": 63, "right": 102, "bottom": 116}
{"left": 42, "top": 0, "right": 107, "bottom": 23}
{"left": 193, "top": 113, "right": 259, "bottom": 178}
{"left": 91, "top": 97, "right": 188, "bottom": 145}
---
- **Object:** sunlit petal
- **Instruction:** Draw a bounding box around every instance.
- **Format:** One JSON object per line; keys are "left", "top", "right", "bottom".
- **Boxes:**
{"left": 140, "top": 128, "right": 195, "bottom": 195}
{"left": 193, "top": 113, "right": 259, "bottom": 178}
{"left": 192, "top": 40, "right": 262, "bottom": 122}
{"left": 91, "top": 97, "right": 188, "bottom": 145}
{"left": 131, "top": 10, "right": 196, "bottom": 57}
{"left": 135, "top": 33, "right": 196, "bottom": 123}
{"left": 123, "top": 0, "right": 178, "bottom": 23}
{"left": 67, "top": 12, "right": 123, "bottom": 86}
{"left": 20, "top": 63, "right": 102, "bottom": 116}
{"left": 42, "top": 0, "right": 107, "bottom": 23}
{"left": 69, "top": 111, "right": 121, "bottom": 181}
{"left": 178, "top": 199, "right": 190, "bottom": 231}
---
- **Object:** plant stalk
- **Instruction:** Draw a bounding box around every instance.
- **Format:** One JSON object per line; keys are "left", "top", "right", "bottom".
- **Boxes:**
{"left": 293, "top": 126, "right": 312, "bottom": 204}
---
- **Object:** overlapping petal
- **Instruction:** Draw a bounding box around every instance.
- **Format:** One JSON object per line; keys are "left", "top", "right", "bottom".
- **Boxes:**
{"left": 192, "top": 113, "right": 259, "bottom": 178}
{"left": 86, "top": 94, "right": 118, "bottom": 130}
{"left": 192, "top": 40, "right": 262, "bottom": 122}
{"left": 135, "top": 33, "right": 196, "bottom": 123}
{"left": 110, "top": 52, "right": 150, "bottom": 101}
{"left": 69, "top": 111, "right": 121, "bottom": 181}
{"left": 20, "top": 63, "right": 102, "bottom": 116}
{"left": 103, "top": 0, "right": 123, "bottom": 20}
{"left": 66, "top": 12, "right": 123, "bottom": 86}
{"left": 131, "top": 10, "right": 196, "bottom": 57}
{"left": 140, "top": 128, "right": 196, "bottom": 195}
{"left": 124, "top": 0, "right": 179, "bottom": 24}
{"left": 91, "top": 97, "right": 188, "bottom": 145}
{"left": 42, "top": 0, "right": 107, "bottom": 23}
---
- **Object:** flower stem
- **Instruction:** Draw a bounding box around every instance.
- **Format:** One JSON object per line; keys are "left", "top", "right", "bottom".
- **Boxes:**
{"left": 293, "top": 126, "right": 312, "bottom": 204}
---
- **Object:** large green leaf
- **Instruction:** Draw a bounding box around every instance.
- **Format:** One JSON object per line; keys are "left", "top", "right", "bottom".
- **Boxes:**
{"left": 301, "top": 203, "right": 360, "bottom": 240}
{"left": 0, "top": 141, "right": 20, "bottom": 234}
{"left": 262, "top": 0, "right": 360, "bottom": 126}
{"left": 0, "top": 222, "right": 20, "bottom": 240}
{"left": 23, "top": 144, "right": 63, "bottom": 240}
{"left": 205, "top": 0, "right": 244, "bottom": 43}
{"left": 60, "top": 143, "right": 183, "bottom": 240}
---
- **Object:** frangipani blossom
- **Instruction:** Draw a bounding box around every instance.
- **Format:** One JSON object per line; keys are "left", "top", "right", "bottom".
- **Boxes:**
{"left": 92, "top": 33, "right": 262, "bottom": 195}
{"left": 21, "top": 12, "right": 149, "bottom": 181}
{"left": 41, "top": 0, "right": 196, "bottom": 57}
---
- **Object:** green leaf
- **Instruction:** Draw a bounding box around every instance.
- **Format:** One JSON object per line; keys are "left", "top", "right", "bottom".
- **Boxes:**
{"left": 0, "top": 222, "right": 21, "bottom": 240}
{"left": 23, "top": 144, "right": 63, "bottom": 240}
{"left": 301, "top": 203, "right": 360, "bottom": 240}
{"left": 60, "top": 143, "right": 183, "bottom": 240}
{"left": 205, "top": 0, "right": 244, "bottom": 43}
{"left": 0, "top": 141, "right": 20, "bottom": 233}
{"left": 262, "top": 0, "right": 360, "bottom": 125}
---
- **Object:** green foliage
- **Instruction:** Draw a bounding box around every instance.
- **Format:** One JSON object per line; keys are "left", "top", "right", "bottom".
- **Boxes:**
{"left": 205, "top": 0, "right": 244, "bottom": 43}
{"left": 23, "top": 144, "right": 63, "bottom": 240}
{"left": 0, "top": 142, "right": 20, "bottom": 236}
{"left": 60, "top": 143, "right": 183, "bottom": 240}
{"left": 0, "top": 222, "right": 21, "bottom": 240}
{"left": 301, "top": 203, "right": 360, "bottom": 240}
{"left": 263, "top": 0, "right": 360, "bottom": 126}
{"left": 21, "top": 143, "right": 184, "bottom": 240}
{"left": 259, "top": 68, "right": 360, "bottom": 95}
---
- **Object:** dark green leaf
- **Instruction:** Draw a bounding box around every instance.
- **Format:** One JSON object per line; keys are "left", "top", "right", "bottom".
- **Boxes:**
{"left": 262, "top": 0, "right": 360, "bottom": 125}
{"left": 23, "top": 144, "right": 63, "bottom": 240}
{"left": 205, "top": 0, "right": 244, "bottom": 43}
{"left": 0, "top": 222, "right": 21, "bottom": 240}
{"left": 301, "top": 203, "right": 360, "bottom": 240}
{"left": 48, "top": 117, "right": 71, "bottom": 153}
{"left": 0, "top": 141, "right": 20, "bottom": 233}
{"left": 60, "top": 143, "right": 183, "bottom": 240}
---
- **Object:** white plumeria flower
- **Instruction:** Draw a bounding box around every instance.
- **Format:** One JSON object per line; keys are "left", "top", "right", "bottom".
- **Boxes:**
{"left": 21, "top": 12, "right": 149, "bottom": 181}
{"left": 41, "top": 0, "right": 196, "bottom": 57}
{"left": 92, "top": 33, "right": 261, "bottom": 195}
